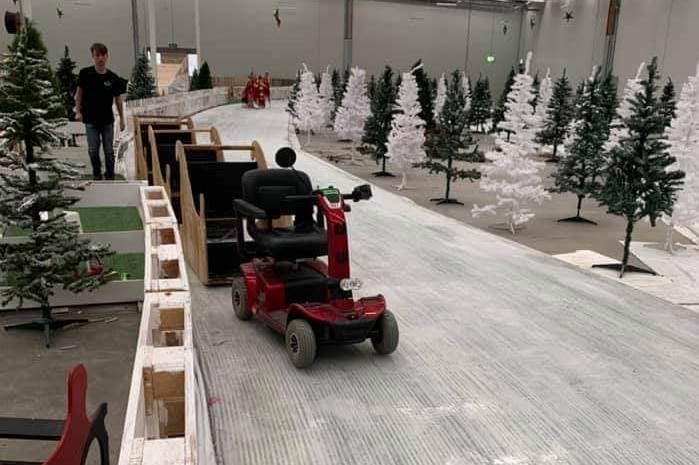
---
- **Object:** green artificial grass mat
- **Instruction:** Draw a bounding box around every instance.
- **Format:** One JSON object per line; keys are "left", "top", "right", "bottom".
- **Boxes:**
{"left": 70, "top": 206, "right": 143, "bottom": 232}
{"left": 79, "top": 173, "right": 126, "bottom": 180}
{"left": 102, "top": 253, "right": 145, "bottom": 280}
{"left": 2, "top": 207, "right": 142, "bottom": 236}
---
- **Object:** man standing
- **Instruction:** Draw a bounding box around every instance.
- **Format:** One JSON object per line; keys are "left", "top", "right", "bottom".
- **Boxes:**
{"left": 74, "top": 43, "right": 126, "bottom": 180}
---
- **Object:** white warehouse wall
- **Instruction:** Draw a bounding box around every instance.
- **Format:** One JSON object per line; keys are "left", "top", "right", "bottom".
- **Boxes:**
{"left": 0, "top": 0, "right": 134, "bottom": 78}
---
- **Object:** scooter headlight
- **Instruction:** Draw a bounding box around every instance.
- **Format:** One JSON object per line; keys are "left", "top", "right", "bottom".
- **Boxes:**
{"left": 340, "top": 278, "right": 363, "bottom": 291}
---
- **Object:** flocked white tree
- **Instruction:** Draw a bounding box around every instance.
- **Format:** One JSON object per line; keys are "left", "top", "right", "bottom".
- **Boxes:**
{"left": 318, "top": 67, "right": 335, "bottom": 130}
{"left": 462, "top": 74, "right": 471, "bottom": 112}
{"left": 386, "top": 67, "right": 426, "bottom": 190}
{"left": 533, "top": 68, "right": 553, "bottom": 149}
{"left": 663, "top": 61, "right": 699, "bottom": 253}
{"left": 333, "top": 66, "right": 372, "bottom": 163}
{"left": 471, "top": 52, "right": 550, "bottom": 233}
{"left": 295, "top": 64, "right": 323, "bottom": 144}
{"left": 605, "top": 62, "right": 645, "bottom": 152}
{"left": 434, "top": 73, "right": 447, "bottom": 122}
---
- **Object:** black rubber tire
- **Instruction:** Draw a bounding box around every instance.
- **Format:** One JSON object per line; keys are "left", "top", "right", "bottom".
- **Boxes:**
{"left": 285, "top": 319, "right": 317, "bottom": 368}
{"left": 231, "top": 278, "right": 252, "bottom": 320}
{"left": 371, "top": 310, "right": 399, "bottom": 355}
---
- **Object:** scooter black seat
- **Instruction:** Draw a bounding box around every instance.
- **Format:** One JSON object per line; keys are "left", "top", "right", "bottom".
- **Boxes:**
{"left": 240, "top": 168, "right": 329, "bottom": 261}
{"left": 254, "top": 224, "right": 327, "bottom": 262}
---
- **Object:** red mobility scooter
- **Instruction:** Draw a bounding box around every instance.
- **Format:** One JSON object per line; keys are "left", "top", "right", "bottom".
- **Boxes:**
{"left": 231, "top": 148, "right": 398, "bottom": 368}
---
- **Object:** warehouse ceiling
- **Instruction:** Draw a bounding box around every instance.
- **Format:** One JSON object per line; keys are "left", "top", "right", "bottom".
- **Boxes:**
{"left": 371, "top": 0, "right": 546, "bottom": 13}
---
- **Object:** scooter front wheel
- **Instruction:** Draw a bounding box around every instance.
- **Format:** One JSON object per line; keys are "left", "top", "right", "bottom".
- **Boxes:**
{"left": 231, "top": 278, "right": 252, "bottom": 320}
{"left": 285, "top": 319, "right": 317, "bottom": 368}
{"left": 371, "top": 310, "right": 399, "bottom": 355}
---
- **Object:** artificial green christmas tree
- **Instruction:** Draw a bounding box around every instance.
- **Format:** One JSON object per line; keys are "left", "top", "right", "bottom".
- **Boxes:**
{"left": 0, "top": 23, "right": 115, "bottom": 347}
{"left": 197, "top": 61, "right": 213, "bottom": 89}
{"left": 553, "top": 67, "right": 608, "bottom": 224}
{"left": 367, "top": 74, "right": 377, "bottom": 101}
{"left": 359, "top": 66, "right": 398, "bottom": 177}
{"left": 55, "top": 45, "right": 78, "bottom": 121}
{"left": 127, "top": 53, "right": 156, "bottom": 101}
{"left": 411, "top": 59, "right": 435, "bottom": 130}
{"left": 1, "top": 22, "right": 64, "bottom": 119}
{"left": 190, "top": 69, "right": 200, "bottom": 91}
{"left": 536, "top": 69, "right": 574, "bottom": 162}
{"left": 660, "top": 78, "right": 677, "bottom": 128}
{"left": 286, "top": 69, "right": 301, "bottom": 119}
{"left": 331, "top": 68, "right": 343, "bottom": 122}
{"left": 595, "top": 58, "right": 685, "bottom": 277}
{"left": 600, "top": 71, "right": 619, "bottom": 128}
{"left": 531, "top": 71, "right": 541, "bottom": 108}
{"left": 492, "top": 67, "right": 516, "bottom": 133}
{"left": 470, "top": 76, "right": 492, "bottom": 133}
{"left": 417, "top": 70, "right": 480, "bottom": 204}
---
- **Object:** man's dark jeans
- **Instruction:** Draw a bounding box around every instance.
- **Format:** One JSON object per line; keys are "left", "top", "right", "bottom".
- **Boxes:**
{"left": 85, "top": 122, "right": 114, "bottom": 180}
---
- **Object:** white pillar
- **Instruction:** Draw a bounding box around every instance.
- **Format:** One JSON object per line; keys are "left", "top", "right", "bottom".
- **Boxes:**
{"left": 194, "top": 0, "right": 201, "bottom": 68}
{"left": 20, "top": 0, "right": 32, "bottom": 20}
{"left": 147, "top": 0, "right": 158, "bottom": 85}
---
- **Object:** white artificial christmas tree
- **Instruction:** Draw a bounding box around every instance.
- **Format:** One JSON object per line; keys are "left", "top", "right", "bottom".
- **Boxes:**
{"left": 462, "top": 74, "right": 471, "bottom": 112}
{"left": 605, "top": 62, "right": 645, "bottom": 152}
{"left": 318, "top": 67, "right": 335, "bottom": 130}
{"left": 386, "top": 68, "right": 426, "bottom": 190}
{"left": 533, "top": 68, "right": 552, "bottom": 149}
{"left": 333, "top": 66, "right": 372, "bottom": 163}
{"left": 295, "top": 64, "right": 323, "bottom": 144}
{"left": 471, "top": 52, "right": 550, "bottom": 233}
{"left": 663, "top": 61, "right": 699, "bottom": 253}
{"left": 434, "top": 73, "right": 447, "bottom": 122}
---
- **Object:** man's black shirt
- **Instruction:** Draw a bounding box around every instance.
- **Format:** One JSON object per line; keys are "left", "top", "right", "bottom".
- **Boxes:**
{"left": 77, "top": 66, "right": 126, "bottom": 125}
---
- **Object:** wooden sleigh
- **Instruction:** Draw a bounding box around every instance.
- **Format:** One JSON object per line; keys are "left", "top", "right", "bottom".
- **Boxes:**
{"left": 148, "top": 125, "right": 222, "bottom": 223}
{"left": 133, "top": 115, "right": 193, "bottom": 183}
{"left": 176, "top": 140, "right": 268, "bottom": 285}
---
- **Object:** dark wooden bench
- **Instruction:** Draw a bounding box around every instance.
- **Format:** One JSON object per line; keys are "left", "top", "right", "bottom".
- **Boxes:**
{"left": 178, "top": 143, "right": 267, "bottom": 285}
{"left": 0, "top": 364, "right": 108, "bottom": 465}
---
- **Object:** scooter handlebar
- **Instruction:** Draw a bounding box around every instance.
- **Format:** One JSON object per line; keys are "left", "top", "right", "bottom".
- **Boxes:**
{"left": 343, "top": 184, "right": 373, "bottom": 202}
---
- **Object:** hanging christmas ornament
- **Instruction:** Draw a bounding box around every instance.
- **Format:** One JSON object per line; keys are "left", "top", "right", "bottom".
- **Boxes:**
{"left": 273, "top": 8, "right": 281, "bottom": 28}
{"left": 561, "top": 0, "right": 575, "bottom": 22}
{"left": 501, "top": 20, "right": 510, "bottom": 35}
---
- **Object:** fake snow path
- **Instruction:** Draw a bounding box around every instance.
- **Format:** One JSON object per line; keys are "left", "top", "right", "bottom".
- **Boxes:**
{"left": 192, "top": 104, "right": 699, "bottom": 465}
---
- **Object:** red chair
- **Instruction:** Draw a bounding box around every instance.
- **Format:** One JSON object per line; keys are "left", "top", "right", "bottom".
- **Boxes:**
{"left": 0, "top": 364, "right": 109, "bottom": 465}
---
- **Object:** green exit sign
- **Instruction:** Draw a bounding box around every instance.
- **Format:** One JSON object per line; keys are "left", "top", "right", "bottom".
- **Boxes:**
{"left": 486, "top": 55, "right": 496, "bottom": 64}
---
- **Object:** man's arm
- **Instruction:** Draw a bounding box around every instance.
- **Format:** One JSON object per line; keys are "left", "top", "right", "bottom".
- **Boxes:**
{"left": 74, "top": 86, "right": 83, "bottom": 122}
{"left": 115, "top": 95, "right": 125, "bottom": 131}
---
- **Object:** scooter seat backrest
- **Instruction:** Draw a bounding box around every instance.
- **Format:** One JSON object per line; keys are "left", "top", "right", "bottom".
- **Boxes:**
{"left": 242, "top": 168, "right": 314, "bottom": 220}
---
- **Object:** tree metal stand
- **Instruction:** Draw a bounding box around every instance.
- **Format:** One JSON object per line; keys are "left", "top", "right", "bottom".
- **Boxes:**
{"left": 430, "top": 197, "right": 463, "bottom": 205}
{"left": 557, "top": 215, "right": 598, "bottom": 225}
{"left": 591, "top": 263, "right": 657, "bottom": 276}
{"left": 558, "top": 196, "right": 597, "bottom": 224}
{"left": 372, "top": 156, "right": 394, "bottom": 177}
{"left": 4, "top": 307, "right": 87, "bottom": 348}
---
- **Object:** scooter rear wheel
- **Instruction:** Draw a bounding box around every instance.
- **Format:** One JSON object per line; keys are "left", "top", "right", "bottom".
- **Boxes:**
{"left": 232, "top": 278, "right": 252, "bottom": 320}
{"left": 286, "top": 319, "right": 317, "bottom": 368}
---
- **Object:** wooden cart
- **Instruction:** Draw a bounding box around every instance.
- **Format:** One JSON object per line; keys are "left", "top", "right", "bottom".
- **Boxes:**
{"left": 176, "top": 140, "right": 267, "bottom": 285}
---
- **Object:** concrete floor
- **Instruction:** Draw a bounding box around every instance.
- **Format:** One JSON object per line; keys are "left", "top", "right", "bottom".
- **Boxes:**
{"left": 191, "top": 104, "right": 699, "bottom": 464}
{"left": 0, "top": 303, "right": 139, "bottom": 464}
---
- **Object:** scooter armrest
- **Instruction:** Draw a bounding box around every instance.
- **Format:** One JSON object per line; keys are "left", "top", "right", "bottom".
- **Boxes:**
{"left": 233, "top": 199, "right": 267, "bottom": 219}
